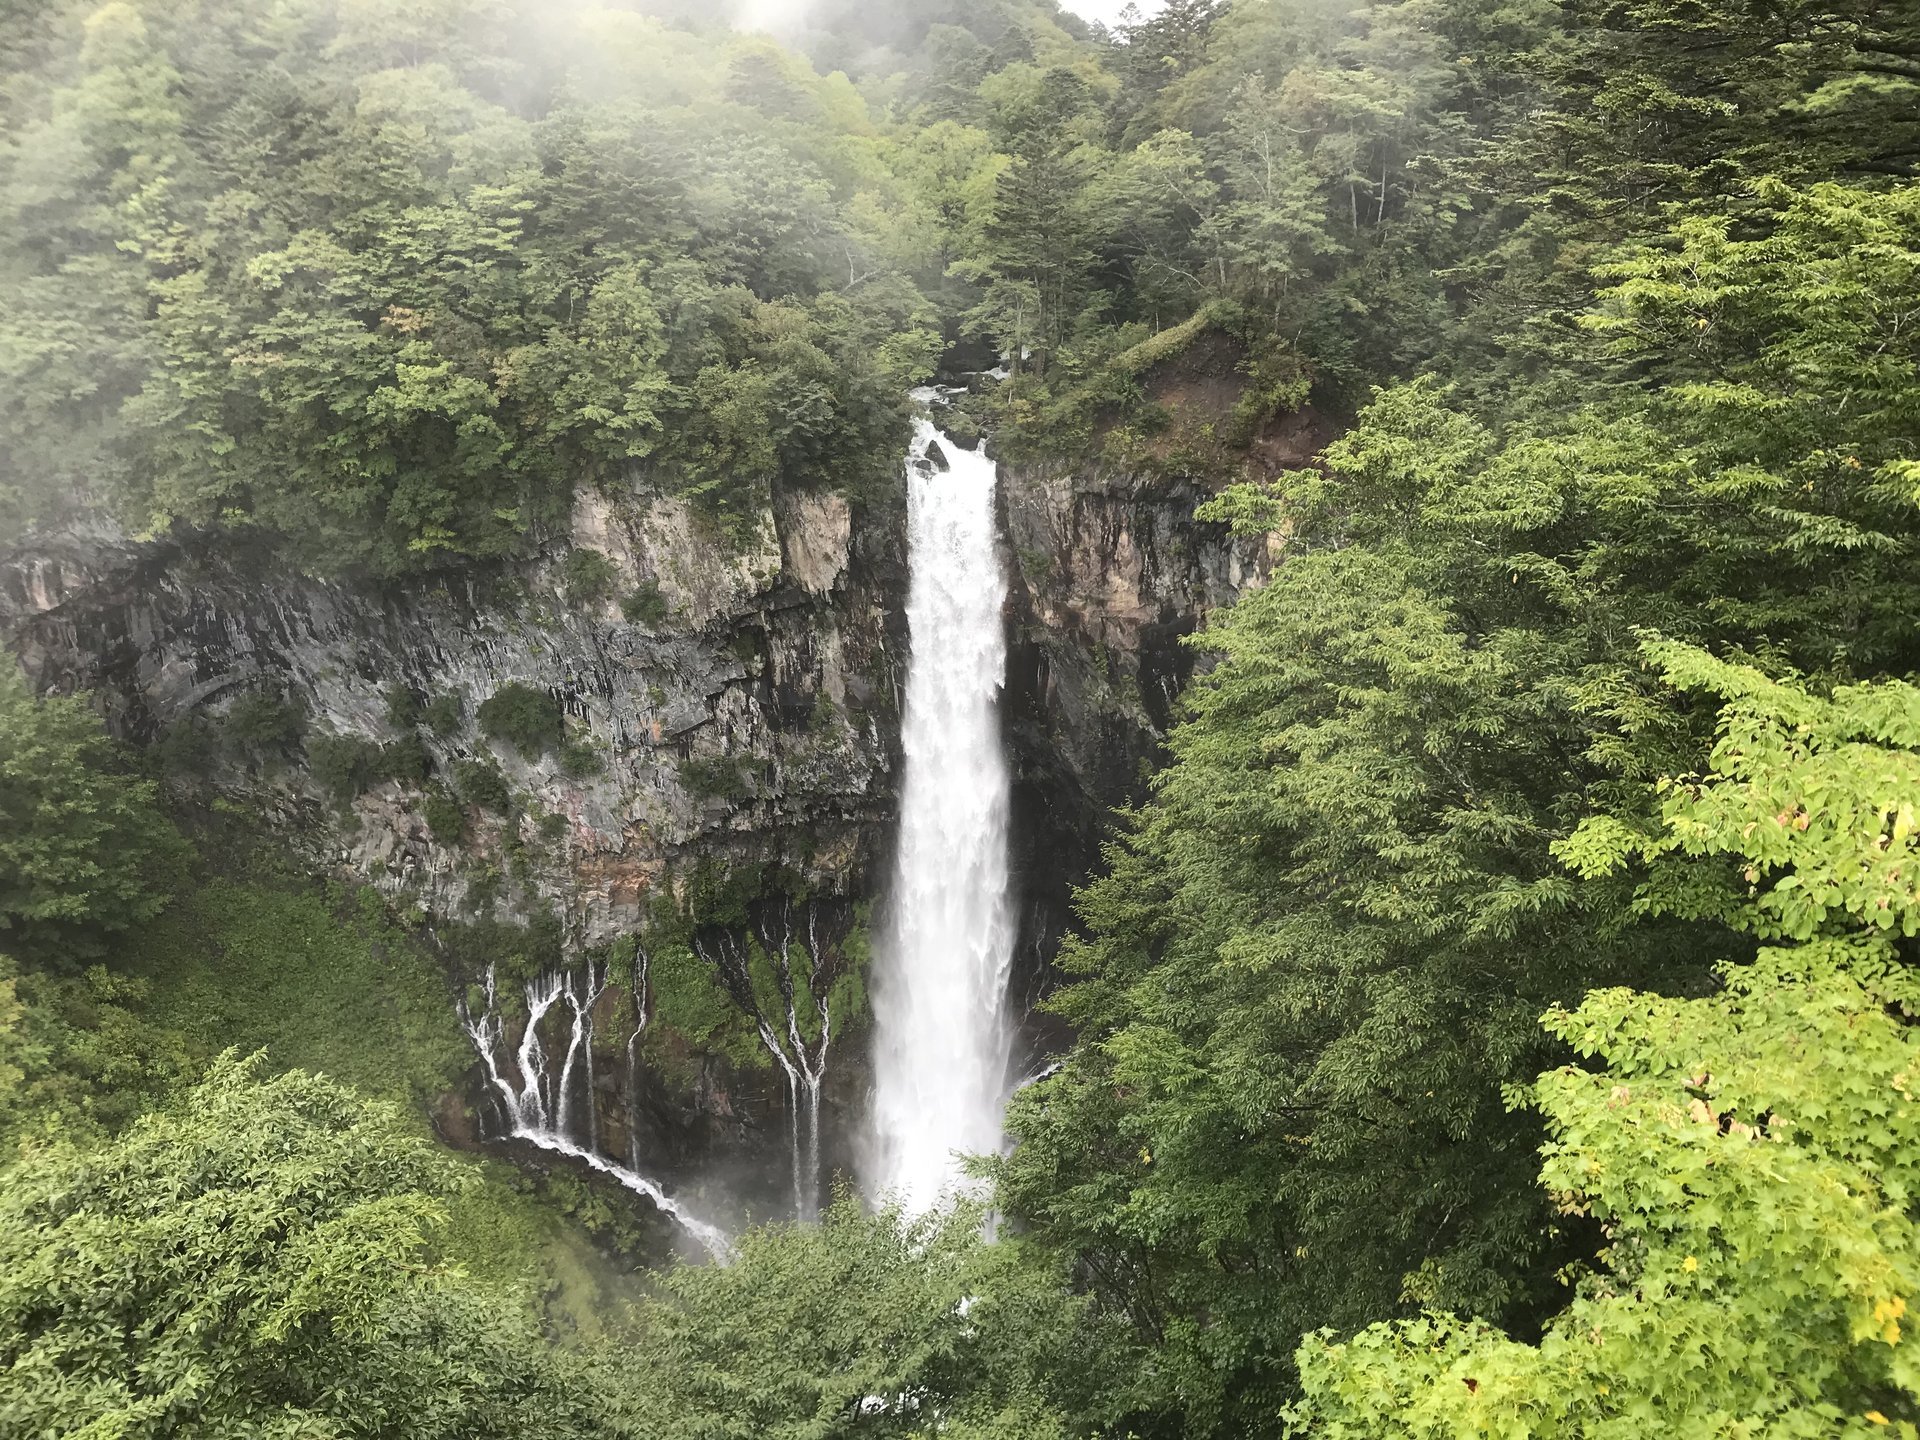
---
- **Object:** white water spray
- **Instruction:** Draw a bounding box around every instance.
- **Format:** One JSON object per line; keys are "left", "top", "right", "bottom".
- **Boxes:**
{"left": 460, "top": 963, "right": 731, "bottom": 1259}
{"left": 867, "top": 414, "right": 1018, "bottom": 1212}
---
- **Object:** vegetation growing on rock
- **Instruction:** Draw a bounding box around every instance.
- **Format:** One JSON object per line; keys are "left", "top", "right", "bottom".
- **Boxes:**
{"left": 3, "top": 0, "right": 1919, "bottom": 1434}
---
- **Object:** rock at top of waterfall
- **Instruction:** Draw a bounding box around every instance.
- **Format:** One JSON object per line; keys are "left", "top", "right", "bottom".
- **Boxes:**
{"left": 924, "top": 440, "right": 950, "bottom": 473}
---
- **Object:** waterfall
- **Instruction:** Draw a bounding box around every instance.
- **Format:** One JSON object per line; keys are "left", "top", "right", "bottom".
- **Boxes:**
{"left": 867, "top": 414, "right": 1018, "bottom": 1212}
{"left": 459, "top": 962, "right": 731, "bottom": 1259}
{"left": 692, "top": 897, "right": 851, "bottom": 1222}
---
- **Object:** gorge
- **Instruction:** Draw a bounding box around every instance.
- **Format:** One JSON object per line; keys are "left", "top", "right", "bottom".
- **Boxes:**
{"left": 5, "top": 0, "right": 1912, "bottom": 1433}
{"left": 0, "top": 376, "right": 1271, "bottom": 1241}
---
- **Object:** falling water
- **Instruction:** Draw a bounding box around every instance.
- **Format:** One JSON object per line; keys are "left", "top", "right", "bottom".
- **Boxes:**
{"left": 868, "top": 414, "right": 1018, "bottom": 1212}
{"left": 460, "top": 963, "right": 732, "bottom": 1259}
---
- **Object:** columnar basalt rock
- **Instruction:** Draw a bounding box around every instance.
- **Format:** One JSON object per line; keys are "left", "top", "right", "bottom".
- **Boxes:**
{"left": 997, "top": 455, "right": 1287, "bottom": 1026}
{"left": 0, "top": 483, "right": 907, "bottom": 940}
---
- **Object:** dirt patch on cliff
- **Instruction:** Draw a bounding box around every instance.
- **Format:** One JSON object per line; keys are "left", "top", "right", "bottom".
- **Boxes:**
{"left": 1129, "top": 327, "right": 1342, "bottom": 480}
{"left": 1141, "top": 329, "right": 1248, "bottom": 417}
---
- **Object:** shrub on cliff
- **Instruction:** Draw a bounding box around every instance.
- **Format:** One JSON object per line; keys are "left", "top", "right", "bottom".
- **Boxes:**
{"left": 223, "top": 689, "right": 306, "bottom": 754}
{"left": 621, "top": 581, "right": 670, "bottom": 627}
{"left": 309, "top": 732, "right": 434, "bottom": 805}
{"left": 562, "top": 549, "right": 620, "bottom": 608}
{"left": 476, "top": 683, "right": 562, "bottom": 759}
{"left": 453, "top": 759, "right": 513, "bottom": 815}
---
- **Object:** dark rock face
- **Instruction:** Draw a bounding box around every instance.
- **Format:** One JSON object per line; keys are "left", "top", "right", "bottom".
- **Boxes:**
{"left": 0, "top": 485, "right": 909, "bottom": 937}
{"left": 996, "top": 457, "right": 1279, "bottom": 1058}
{"left": 0, "top": 482, "right": 909, "bottom": 1216}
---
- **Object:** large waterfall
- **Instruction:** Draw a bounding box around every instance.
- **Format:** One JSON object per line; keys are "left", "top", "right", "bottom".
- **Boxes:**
{"left": 867, "top": 414, "right": 1018, "bottom": 1211}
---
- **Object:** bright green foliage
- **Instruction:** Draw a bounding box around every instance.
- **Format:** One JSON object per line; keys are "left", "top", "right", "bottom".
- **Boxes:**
{"left": 1292, "top": 650, "right": 1920, "bottom": 1438}
{"left": 623, "top": 1194, "right": 1124, "bottom": 1439}
{"left": 0, "top": 954, "right": 188, "bottom": 1146}
{"left": 0, "top": 664, "right": 184, "bottom": 956}
{"left": 998, "top": 107, "right": 1920, "bottom": 1440}
{"left": 0, "top": 1055, "right": 633, "bottom": 1439}
{"left": 127, "top": 880, "right": 472, "bottom": 1109}
{"left": 1562, "top": 643, "right": 1920, "bottom": 942}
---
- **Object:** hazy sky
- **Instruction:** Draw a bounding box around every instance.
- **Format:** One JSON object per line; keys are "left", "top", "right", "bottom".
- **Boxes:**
{"left": 1059, "top": 0, "right": 1168, "bottom": 26}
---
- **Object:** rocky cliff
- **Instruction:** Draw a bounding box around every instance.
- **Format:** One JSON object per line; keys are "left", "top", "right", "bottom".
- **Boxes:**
{"left": 2, "top": 483, "right": 906, "bottom": 938}
{"left": 997, "top": 457, "right": 1278, "bottom": 1025}
{"left": 0, "top": 390, "right": 1308, "bottom": 1218}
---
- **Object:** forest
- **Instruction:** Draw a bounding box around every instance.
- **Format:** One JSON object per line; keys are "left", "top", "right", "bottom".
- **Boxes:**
{"left": 3, "top": 0, "right": 1919, "bottom": 1435}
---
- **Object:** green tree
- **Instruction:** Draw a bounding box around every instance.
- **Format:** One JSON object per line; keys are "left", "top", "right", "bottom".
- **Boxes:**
{"left": 0, "top": 1053, "right": 634, "bottom": 1439}
{"left": 996, "top": 176, "right": 1920, "bottom": 1435}
{"left": 0, "top": 663, "right": 183, "bottom": 957}
{"left": 1293, "top": 644, "right": 1920, "bottom": 1437}
{"left": 623, "top": 1193, "right": 1126, "bottom": 1439}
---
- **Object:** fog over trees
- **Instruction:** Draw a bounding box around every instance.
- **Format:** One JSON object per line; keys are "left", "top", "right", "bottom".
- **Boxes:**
{"left": 2, "top": 0, "right": 1918, "bottom": 1435}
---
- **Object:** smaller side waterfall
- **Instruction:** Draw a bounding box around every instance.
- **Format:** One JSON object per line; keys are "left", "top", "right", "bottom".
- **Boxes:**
{"left": 693, "top": 897, "right": 855, "bottom": 1222}
{"left": 867, "top": 417, "right": 1018, "bottom": 1212}
{"left": 459, "top": 957, "right": 731, "bottom": 1259}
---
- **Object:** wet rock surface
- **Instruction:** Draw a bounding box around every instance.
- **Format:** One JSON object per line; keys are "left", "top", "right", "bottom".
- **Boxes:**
{"left": 1, "top": 483, "right": 908, "bottom": 940}
{"left": 997, "top": 455, "right": 1280, "bottom": 1043}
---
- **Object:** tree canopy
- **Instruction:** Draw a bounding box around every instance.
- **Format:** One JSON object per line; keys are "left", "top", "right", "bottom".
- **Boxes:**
{"left": 0, "top": 1054, "right": 635, "bottom": 1439}
{"left": 4, "top": 0, "right": 1920, "bottom": 1435}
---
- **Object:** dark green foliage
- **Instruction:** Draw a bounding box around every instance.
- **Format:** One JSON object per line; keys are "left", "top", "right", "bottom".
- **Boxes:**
{"left": 562, "top": 548, "right": 620, "bottom": 608}
{"left": 382, "top": 733, "right": 434, "bottom": 788}
{"left": 1294, "top": 654, "right": 1920, "bottom": 1435}
{"left": 678, "top": 755, "right": 760, "bottom": 803}
{"left": 222, "top": 689, "right": 306, "bottom": 753}
{"left": 422, "top": 785, "right": 466, "bottom": 844}
{"left": 477, "top": 683, "right": 563, "bottom": 760}
{"left": 385, "top": 685, "right": 425, "bottom": 731}
{"left": 621, "top": 582, "right": 670, "bottom": 627}
{"left": 422, "top": 693, "right": 465, "bottom": 738}
{"left": 436, "top": 913, "right": 565, "bottom": 990}
{"left": 987, "top": 2, "right": 1920, "bottom": 1430}
{"left": 1000, "top": 171, "right": 1920, "bottom": 1428}
{"left": 307, "top": 733, "right": 385, "bottom": 806}
{"left": 309, "top": 731, "right": 433, "bottom": 804}
{"left": 155, "top": 715, "right": 217, "bottom": 777}
{"left": 0, "top": 665, "right": 185, "bottom": 957}
{"left": 0, "top": 0, "right": 938, "bottom": 575}
{"left": 453, "top": 759, "right": 512, "bottom": 814}
{"left": 559, "top": 738, "right": 603, "bottom": 779}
